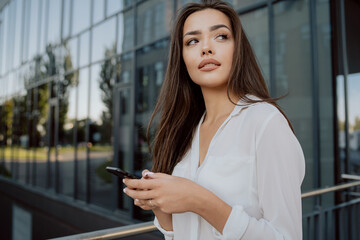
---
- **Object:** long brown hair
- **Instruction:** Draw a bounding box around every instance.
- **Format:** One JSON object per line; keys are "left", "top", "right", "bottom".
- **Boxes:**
{"left": 148, "top": 0, "right": 291, "bottom": 174}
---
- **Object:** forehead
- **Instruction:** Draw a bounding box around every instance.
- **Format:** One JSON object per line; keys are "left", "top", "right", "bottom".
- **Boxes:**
{"left": 183, "top": 9, "right": 231, "bottom": 34}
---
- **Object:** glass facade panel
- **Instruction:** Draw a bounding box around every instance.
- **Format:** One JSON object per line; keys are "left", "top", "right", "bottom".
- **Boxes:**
{"left": 347, "top": 73, "right": 360, "bottom": 175}
{"left": 317, "top": 0, "right": 334, "bottom": 194}
{"left": 79, "top": 31, "right": 90, "bottom": 67}
{"left": 1, "top": 6, "right": 8, "bottom": 75}
{"left": 241, "top": 7, "right": 270, "bottom": 84}
{"left": 35, "top": 83, "right": 49, "bottom": 189}
{"left": 39, "top": 0, "right": 48, "bottom": 54}
{"left": 89, "top": 62, "right": 114, "bottom": 208}
{"left": 72, "top": 0, "right": 91, "bottom": 35}
{"left": 13, "top": 0, "right": 23, "bottom": 68}
{"left": 62, "top": 0, "right": 71, "bottom": 40}
{"left": 5, "top": 1, "right": 15, "bottom": 73}
{"left": 66, "top": 37, "right": 78, "bottom": 71}
{"left": 121, "top": 9, "right": 134, "bottom": 52}
{"left": 91, "top": 17, "right": 116, "bottom": 63}
{"left": 107, "top": 0, "right": 124, "bottom": 17}
{"left": 58, "top": 73, "right": 78, "bottom": 197}
{"left": 273, "top": 1, "right": 313, "bottom": 193}
{"left": 12, "top": 94, "right": 28, "bottom": 183}
{"left": 93, "top": 0, "right": 105, "bottom": 24}
{"left": 28, "top": 0, "right": 40, "bottom": 61}
{"left": 47, "top": 0, "right": 61, "bottom": 45}
{"left": 230, "top": 0, "right": 265, "bottom": 11}
{"left": 116, "top": 87, "right": 133, "bottom": 211}
{"left": 76, "top": 67, "right": 89, "bottom": 201}
{"left": 137, "top": 0, "right": 172, "bottom": 46}
{"left": 21, "top": 0, "right": 31, "bottom": 62}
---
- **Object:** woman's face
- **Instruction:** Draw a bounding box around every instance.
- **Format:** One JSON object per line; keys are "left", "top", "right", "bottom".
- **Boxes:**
{"left": 182, "top": 9, "right": 234, "bottom": 91}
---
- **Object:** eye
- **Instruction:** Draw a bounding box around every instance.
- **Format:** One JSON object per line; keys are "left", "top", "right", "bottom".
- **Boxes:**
{"left": 216, "top": 34, "right": 229, "bottom": 40}
{"left": 185, "top": 38, "right": 198, "bottom": 46}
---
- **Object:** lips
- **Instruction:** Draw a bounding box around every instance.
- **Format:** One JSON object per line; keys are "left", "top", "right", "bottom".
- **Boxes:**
{"left": 198, "top": 58, "right": 221, "bottom": 71}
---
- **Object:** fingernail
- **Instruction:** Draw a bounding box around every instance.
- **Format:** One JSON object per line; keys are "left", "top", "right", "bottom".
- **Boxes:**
{"left": 144, "top": 172, "right": 154, "bottom": 177}
{"left": 122, "top": 179, "right": 125, "bottom": 184}
{"left": 135, "top": 199, "right": 139, "bottom": 202}
{"left": 123, "top": 188, "right": 127, "bottom": 193}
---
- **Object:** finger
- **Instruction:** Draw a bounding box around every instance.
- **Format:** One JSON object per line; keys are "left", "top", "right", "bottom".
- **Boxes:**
{"left": 143, "top": 172, "right": 167, "bottom": 179}
{"left": 124, "top": 187, "right": 154, "bottom": 200}
{"left": 142, "top": 169, "right": 149, "bottom": 177}
{"left": 123, "top": 178, "right": 154, "bottom": 189}
{"left": 143, "top": 171, "right": 155, "bottom": 179}
{"left": 134, "top": 199, "right": 154, "bottom": 210}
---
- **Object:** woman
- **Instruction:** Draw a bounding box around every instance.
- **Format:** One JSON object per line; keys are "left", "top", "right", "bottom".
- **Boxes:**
{"left": 123, "top": 0, "right": 305, "bottom": 239}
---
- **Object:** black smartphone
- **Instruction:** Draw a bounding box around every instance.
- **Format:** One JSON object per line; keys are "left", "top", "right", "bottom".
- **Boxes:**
{"left": 105, "top": 166, "right": 140, "bottom": 179}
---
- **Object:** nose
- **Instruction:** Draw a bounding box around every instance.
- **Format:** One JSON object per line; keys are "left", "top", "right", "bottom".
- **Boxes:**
{"left": 202, "top": 49, "right": 213, "bottom": 55}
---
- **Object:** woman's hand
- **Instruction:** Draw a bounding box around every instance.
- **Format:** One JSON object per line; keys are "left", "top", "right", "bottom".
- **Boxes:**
{"left": 123, "top": 170, "right": 200, "bottom": 214}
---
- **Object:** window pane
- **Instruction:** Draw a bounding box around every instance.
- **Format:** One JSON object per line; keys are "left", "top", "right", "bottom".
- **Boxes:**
{"left": 73, "top": 0, "right": 91, "bottom": 35}
{"left": 273, "top": 1, "right": 312, "bottom": 193}
{"left": 0, "top": 10, "right": 3, "bottom": 75}
{"left": 1, "top": 97, "right": 13, "bottom": 179}
{"left": 93, "top": 0, "right": 105, "bottom": 24}
{"left": 62, "top": 0, "right": 71, "bottom": 39}
{"left": 58, "top": 73, "right": 78, "bottom": 197}
{"left": 228, "top": 0, "right": 265, "bottom": 11}
{"left": 317, "top": 0, "right": 334, "bottom": 192}
{"left": 116, "top": 87, "right": 133, "bottom": 211}
{"left": 39, "top": 0, "right": 48, "bottom": 54}
{"left": 47, "top": 0, "right": 61, "bottom": 45}
{"left": 134, "top": 41, "right": 168, "bottom": 220}
{"left": 12, "top": 94, "right": 29, "bottom": 183}
{"left": 91, "top": 17, "right": 116, "bottom": 63}
{"left": 13, "top": 0, "right": 23, "bottom": 68}
{"left": 79, "top": 31, "right": 89, "bottom": 67}
{"left": 89, "top": 62, "right": 114, "bottom": 208}
{"left": 76, "top": 68, "right": 89, "bottom": 201}
{"left": 241, "top": 7, "right": 270, "bottom": 85}
{"left": 28, "top": 0, "right": 40, "bottom": 60}
{"left": 64, "top": 37, "right": 78, "bottom": 72}
{"left": 120, "top": 9, "right": 134, "bottom": 52}
{"left": 116, "top": 52, "right": 133, "bottom": 85}
{"left": 35, "top": 83, "right": 50, "bottom": 189}
{"left": 107, "top": 0, "right": 123, "bottom": 17}
{"left": 347, "top": 73, "right": 360, "bottom": 175}
{"left": 137, "top": 0, "right": 173, "bottom": 46}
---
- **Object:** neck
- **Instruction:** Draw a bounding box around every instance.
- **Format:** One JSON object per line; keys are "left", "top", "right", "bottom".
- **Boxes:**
{"left": 201, "top": 86, "right": 239, "bottom": 123}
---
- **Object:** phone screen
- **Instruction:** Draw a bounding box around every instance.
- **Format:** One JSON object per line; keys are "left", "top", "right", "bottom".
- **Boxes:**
{"left": 105, "top": 166, "right": 140, "bottom": 179}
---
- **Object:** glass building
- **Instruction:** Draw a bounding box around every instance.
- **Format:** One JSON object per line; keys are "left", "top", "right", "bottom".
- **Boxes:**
{"left": 0, "top": 0, "right": 359, "bottom": 239}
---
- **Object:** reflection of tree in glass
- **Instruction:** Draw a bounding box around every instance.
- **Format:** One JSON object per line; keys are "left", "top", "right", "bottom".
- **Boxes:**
{"left": 97, "top": 44, "right": 116, "bottom": 144}
{"left": 353, "top": 117, "right": 360, "bottom": 131}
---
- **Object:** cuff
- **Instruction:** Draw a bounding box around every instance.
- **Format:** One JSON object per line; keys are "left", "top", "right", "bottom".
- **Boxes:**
{"left": 212, "top": 205, "right": 250, "bottom": 240}
{"left": 154, "top": 217, "right": 174, "bottom": 240}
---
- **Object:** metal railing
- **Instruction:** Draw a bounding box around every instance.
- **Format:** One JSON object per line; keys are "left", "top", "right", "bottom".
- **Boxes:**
{"left": 51, "top": 175, "right": 360, "bottom": 240}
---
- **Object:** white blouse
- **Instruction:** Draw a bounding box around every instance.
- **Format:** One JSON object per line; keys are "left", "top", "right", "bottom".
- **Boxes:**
{"left": 154, "top": 98, "right": 305, "bottom": 240}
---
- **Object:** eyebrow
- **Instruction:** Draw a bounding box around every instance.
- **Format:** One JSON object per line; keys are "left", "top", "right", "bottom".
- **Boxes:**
{"left": 183, "top": 24, "right": 231, "bottom": 38}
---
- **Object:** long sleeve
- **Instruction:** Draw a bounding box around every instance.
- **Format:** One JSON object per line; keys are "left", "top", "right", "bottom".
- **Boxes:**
{"left": 154, "top": 217, "right": 174, "bottom": 240}
{"left": 218, "top": 111, "right": 305, "bottom": 239}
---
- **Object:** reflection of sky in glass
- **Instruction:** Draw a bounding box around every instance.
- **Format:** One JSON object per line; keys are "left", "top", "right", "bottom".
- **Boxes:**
{"left": 73, "top": 0, "right": 90, "bottom": 35}
{"left": 78, "top": 68, "right": 89, "bottom": 120}
{"left": 92, "top": 18, "right": 116, "bottom": 63}
{"left": 79, "top": 31, "right": 89, "bottom": 67}
{"left": 337, "top": 72, "right": 360, "bottom": 125}
{"left": 107, "top": 0, "right": 123, "bottom": 16}
{"left": 63, "top": 0, "right": 71, "bottom": 39}
{"left": 47, "top": 0, "right": 61, "bottom": 45}
{"left": 93, "top": 0, "right": 104, "bottom": 24}
{"left": 13, "top": 0, "right": 22, "bottom": 68}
